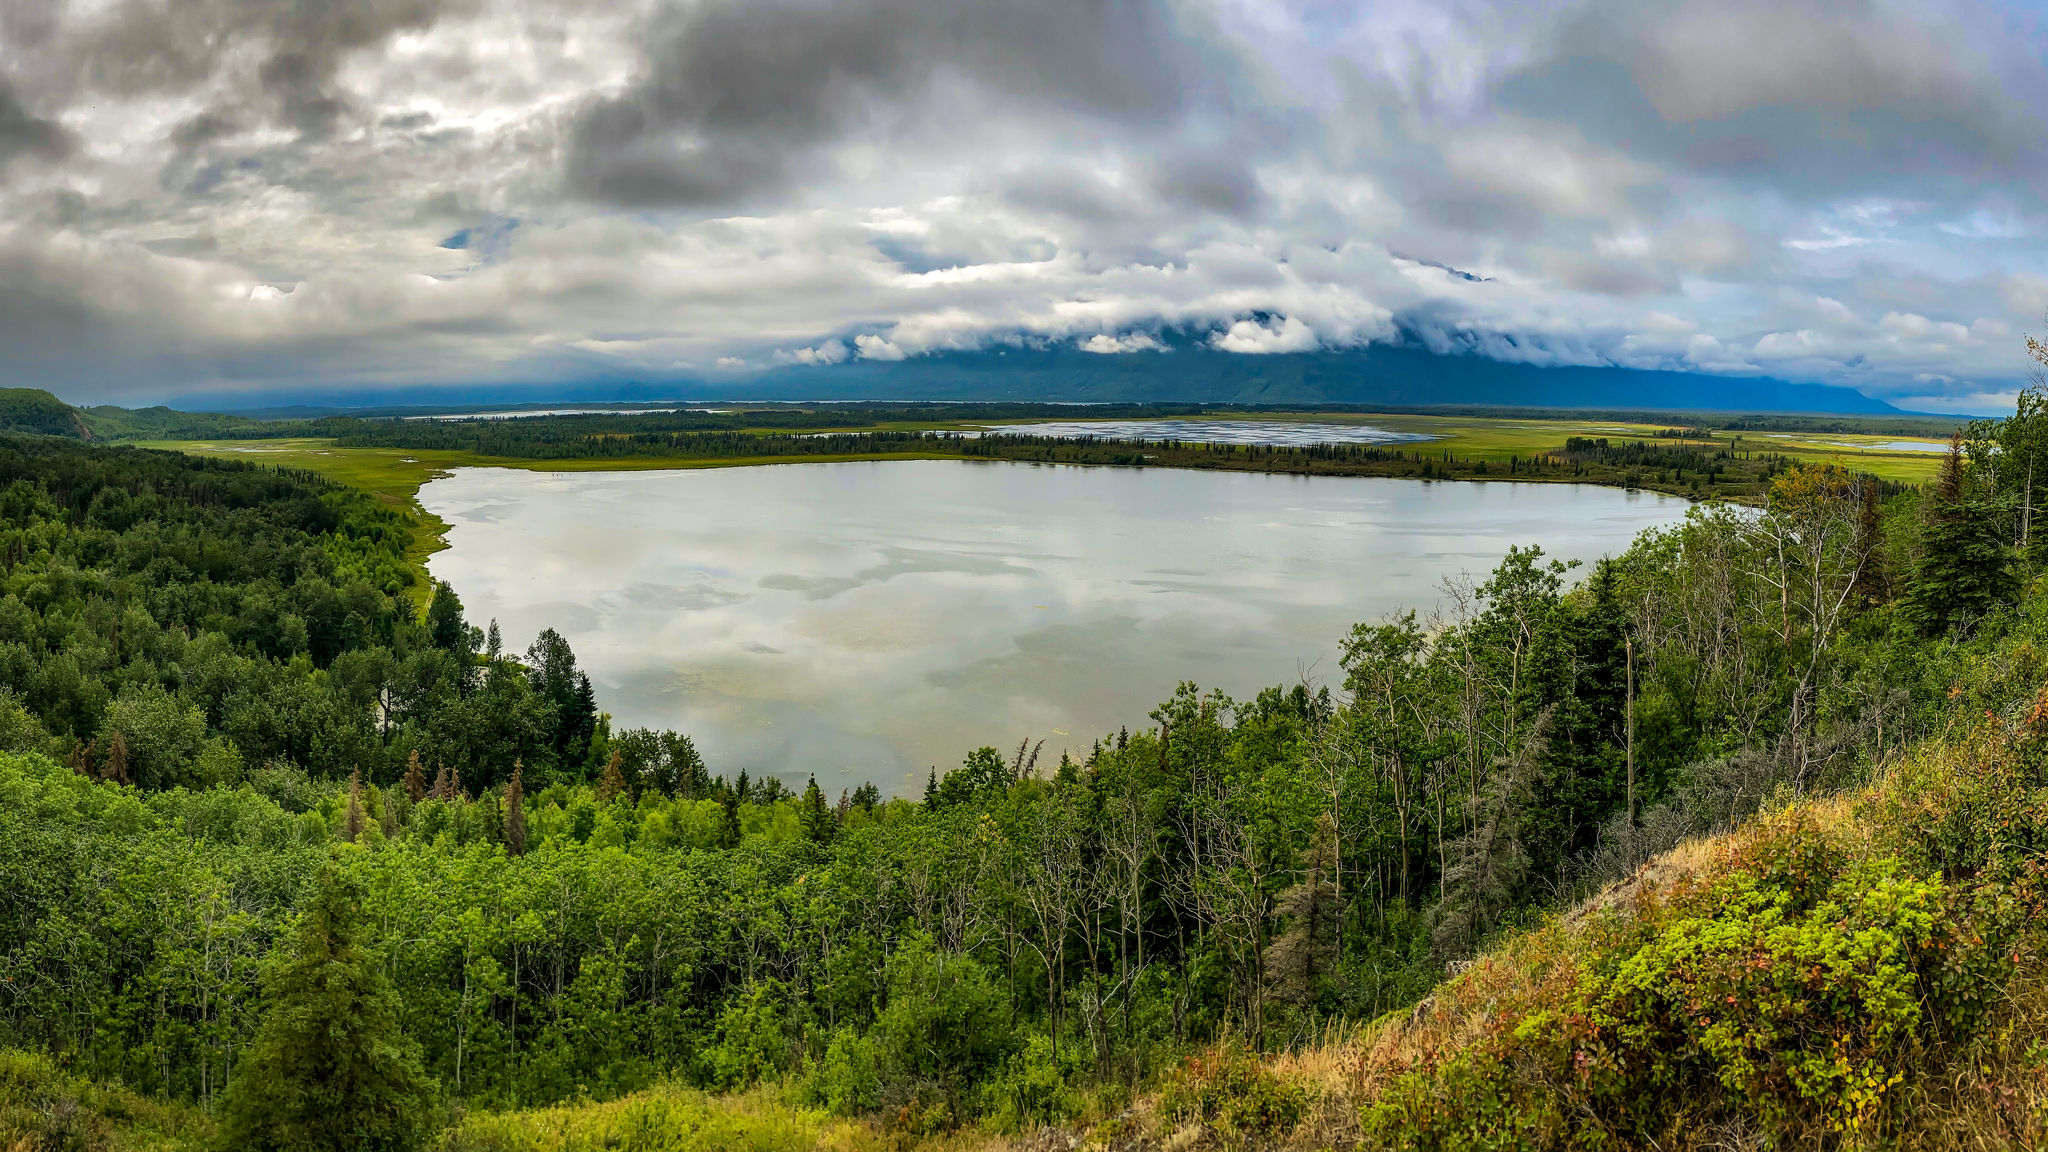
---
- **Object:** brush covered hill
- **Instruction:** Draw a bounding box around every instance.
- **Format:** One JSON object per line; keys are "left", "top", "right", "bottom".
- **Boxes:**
{"left": 0, "top": 388, "right": 90, "bottom": 439}
{"left": 1312, "top": 716, "right": 2048, "bottom": 1149}
{"left": 358, "top": 706, "right": 2048, "bottom": 1152}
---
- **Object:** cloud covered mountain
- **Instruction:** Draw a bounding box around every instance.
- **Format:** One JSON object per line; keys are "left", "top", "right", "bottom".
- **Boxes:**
{"left": 0, "top": 0, "right": 2041, "bottom": 411}
{"left": 722, "top": 342, "right": 1902, "bottom": 413}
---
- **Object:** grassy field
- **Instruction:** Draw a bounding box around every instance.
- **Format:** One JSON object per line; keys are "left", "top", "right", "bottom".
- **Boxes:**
{"left": 967, "top": 411, "right": 1951, "bottom": 483}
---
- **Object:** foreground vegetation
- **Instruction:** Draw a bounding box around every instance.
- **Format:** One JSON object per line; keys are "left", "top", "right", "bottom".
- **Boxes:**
{"left": 0, "top": 365, "right": 2042, "bottom": 1147}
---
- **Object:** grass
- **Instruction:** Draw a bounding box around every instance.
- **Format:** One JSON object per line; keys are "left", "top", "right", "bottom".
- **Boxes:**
{"left": 970, "top": 411, "right": 1949, "bottom": 483}
{"left": 438, "top": 1083, "right": 982, "bottom": 1152}
{"left": 1230, "top": 712, "right": 2048, "bottom": 1148}
{"left": 0, "top": 1049, "right": 211, "bottom": 1152}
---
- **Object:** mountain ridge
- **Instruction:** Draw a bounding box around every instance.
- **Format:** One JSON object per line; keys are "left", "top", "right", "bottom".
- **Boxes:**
{"left": 156, "top": 344, "right": 1906, "bottom": 415}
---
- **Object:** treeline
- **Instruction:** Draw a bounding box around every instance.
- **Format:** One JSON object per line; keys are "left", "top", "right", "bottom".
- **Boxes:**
{"left": 960, "top": 432, "right": 1813, "bottom": 500}
{"left": 0, "top": 435, "right": 701, "bottom": 798}
{"left": 325, "top": 417, "right": 1859, "bottom": 502}
{"left": 0, "top": 404, "right": 2042, "bottom": 1141}
{"left": 83, "top": 403, "right": 1220, "bottom": 445}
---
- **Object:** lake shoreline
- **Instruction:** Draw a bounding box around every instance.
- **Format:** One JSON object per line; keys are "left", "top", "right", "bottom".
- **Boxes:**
{"left": 419, "top": 459, "right": 1690, "bottom": 791}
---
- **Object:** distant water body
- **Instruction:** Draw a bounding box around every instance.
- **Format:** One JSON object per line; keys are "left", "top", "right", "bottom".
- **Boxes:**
{"left": 405, "top": 407, "right": 718, "bottom": 421}
{"left": 421, "top": 461, "right": 1686, "bottom": 795}
{"left": 984, "top": 419, "right": 1433, "bottom": 446}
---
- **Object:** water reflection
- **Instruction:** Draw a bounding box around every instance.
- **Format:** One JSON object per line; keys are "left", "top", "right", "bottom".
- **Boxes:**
{"left": 981, "top": 419, "right": 1432, "bottom": 446}
{"left": 421, "top": 461, "right": 1686, "bottom": 795}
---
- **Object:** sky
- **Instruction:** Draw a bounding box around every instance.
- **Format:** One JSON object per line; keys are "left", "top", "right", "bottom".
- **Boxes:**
{"left": 0, "top": 0, "right": 2044, "bottom": 412}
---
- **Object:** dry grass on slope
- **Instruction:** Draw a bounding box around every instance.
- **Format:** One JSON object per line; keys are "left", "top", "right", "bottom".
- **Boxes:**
{"left": 1092, "top": 714, "right": 2048, "bottom": 1152}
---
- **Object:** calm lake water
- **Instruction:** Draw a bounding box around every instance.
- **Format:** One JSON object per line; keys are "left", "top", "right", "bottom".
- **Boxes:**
{"left": 420, "top": 462, "right": 1687, "bottom": 795}
{"left": 982, "top": 419, "right": 1432, "bottom": 446}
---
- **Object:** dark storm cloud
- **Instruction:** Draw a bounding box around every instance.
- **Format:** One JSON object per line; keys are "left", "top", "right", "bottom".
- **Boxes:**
{"left": 1496, "top": 0, "right": 2048, "bottom": 200}
{"left": 0, "top": 79, "right": 73, "bottom": 167}
{"left": 567, "top": 0, "right": 1225, "bottom": 206}
{"left": 0, "top": 0, "right": 2041, "bottom": 409}
{"left": 67, "top": 0, "right": 470, "bottom": 138}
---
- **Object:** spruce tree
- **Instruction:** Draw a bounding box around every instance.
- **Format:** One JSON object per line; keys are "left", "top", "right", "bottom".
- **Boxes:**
{"left": 217, "top": 864, "right": 436, "bottom": 1152}
{"left": 568, "top": 674, "right": 598, "bottom": 763}
{"left": 800, "top": 775, "right": 835, "bottom": 844}
{"left": 426, "top": 582, "right": 466, "bottom": 652}
{"left": 596, "top": 749, "right": 628, "bottom": 804}
{"left": 429, "top": 762, "right": 451, "bottom": 802}
{"left": 504, "top": 763, "right": 527, "bottom": 857}
{"left": 1906, "top": 436, "right": 2015, "bottom": 635}
{"left": 402, "top": 750, "right": 426, "bottom": 804}
{"left": 102, "top": 732, "right": 129, "bottom": 786}
{"left": 1264, "top": 812, "right": 1342, "bottom": 1008}
{"left": 345, "top": 767, "right": 365, "bottom": 843}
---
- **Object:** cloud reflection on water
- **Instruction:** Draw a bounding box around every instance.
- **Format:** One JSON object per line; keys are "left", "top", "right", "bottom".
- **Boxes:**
{"left": 421, "top": 461, "right": 1686, "bottom": 796}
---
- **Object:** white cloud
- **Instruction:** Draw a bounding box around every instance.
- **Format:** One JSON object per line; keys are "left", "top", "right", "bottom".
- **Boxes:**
{"left": 1078, "top": 332, "right": 1163, "bottom": 353}
{"left": 1210, "top": 316, "right": 1319, "bottom": 354}
{"left": 774, "top": 341, "right": 851, "bottom": 366}
{"left": 854, "top": 334, "right": 907, "bottom": 361}
{"left": 0, "top": 0, "right": 2040, "bottom": 407}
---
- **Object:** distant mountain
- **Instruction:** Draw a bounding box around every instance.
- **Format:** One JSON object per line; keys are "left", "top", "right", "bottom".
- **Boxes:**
{"left": 727, "top": 344, "right": 1901, "bottom": 414}
{"left": 0, "top": 389, "right": 92, "bottom": 439}
{"left": 162, "top": 342, "right": 1903, "bottom": 416}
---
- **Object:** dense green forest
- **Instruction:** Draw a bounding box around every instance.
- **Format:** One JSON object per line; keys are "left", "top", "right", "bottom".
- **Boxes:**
{"left": 0, "top": 389, "right": 2042, "bottom": 1147}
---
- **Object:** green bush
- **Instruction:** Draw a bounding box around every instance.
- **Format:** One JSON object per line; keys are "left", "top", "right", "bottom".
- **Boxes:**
{"left": 806, "top": 1027, "right": 882, "bottom": 1116}
{"left": 976, "top": 1032, "right": 1080, "bottom": 1132}
{"left": 1365, "top": 810, "right": 2025, "bottom": 1146}
{"left": 868, "top": 935, "right": 1011, "bottom": 1120}
{"left": 1160, "top": 1045, "right": 1308, "bottom": 1143}
{"left": 702, "top": 981, "right": 795, "bottom": 1091}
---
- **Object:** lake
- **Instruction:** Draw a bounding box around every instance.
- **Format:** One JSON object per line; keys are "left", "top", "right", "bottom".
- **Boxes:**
{"left": 420, "top": 461, "right": 1688, "bottom": 795}
{"left": 980, "top": 419, "right": 1432, "bottom": 446}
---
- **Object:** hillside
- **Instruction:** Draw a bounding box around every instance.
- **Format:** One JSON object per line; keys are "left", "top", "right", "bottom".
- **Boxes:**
{"left": 0, "top": 388, "right": 90, "bottom": 439}
{"left": 0, "top": 396, "right": 2038, "bottom": 1150}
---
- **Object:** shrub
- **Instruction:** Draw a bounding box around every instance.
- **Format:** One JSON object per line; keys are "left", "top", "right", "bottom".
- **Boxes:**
{"left": 1160, "top": 1045, "right": 1308, "bottom": 1144}
{"left": 806, "top": 1027, "right": 882, "bottom": 1116}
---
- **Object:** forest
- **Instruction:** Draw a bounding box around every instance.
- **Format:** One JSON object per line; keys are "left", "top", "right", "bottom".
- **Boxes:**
{"left": 0, "top": 386, "right": 2045, "bottom": 1148}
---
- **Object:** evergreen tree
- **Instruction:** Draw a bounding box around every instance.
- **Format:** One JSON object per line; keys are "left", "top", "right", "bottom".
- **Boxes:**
{"left": 504, "top": 763, "right": 527, "bottom": 857}
{"left": 101, "top": 732, "right": 129, "bottom": 786}
{"left": 402, "top": 750, "right": 426, "bottom": 804}
{"left": 429, "top": 762, "right": 451, "bottom": 802}
{"left": 216, "top": 865, "right": 436, "bottom": 1152}
{"left": 568, "top": 674, "right": 598, "bottom": 763}
{"left": 716, "top": 794, "right": 741, "bottom": 849}
{"left": 426, "top": 582, "right": 466, "bottom": 652}
{"left": 1264, "top": 812, "right": 1342, "bottom": 1009}
{"left": 1906, "top": 436, "right": 2015, "bottom": 635}
{"left": 596, "top": 749, "right": 628, "bottom": 805}
{"left": 800, "top": 775, "right": 835, "bottom": 844}
{"left": 345, "top": 767, "right": 365, "bottom": 843}
{"left": 485, "top": 618, "right": 502, "bottom": 662}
